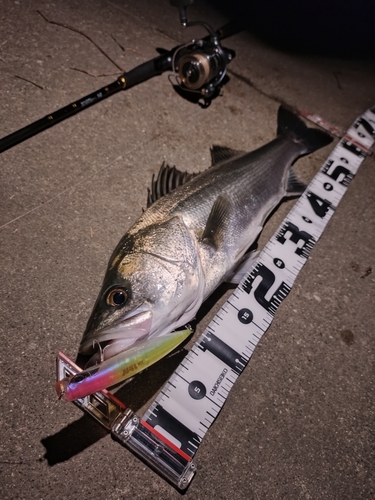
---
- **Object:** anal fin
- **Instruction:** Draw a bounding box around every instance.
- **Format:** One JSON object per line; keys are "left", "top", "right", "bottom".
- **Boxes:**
{"left": 287, "top": 167, "right": 307, "bottom": 196}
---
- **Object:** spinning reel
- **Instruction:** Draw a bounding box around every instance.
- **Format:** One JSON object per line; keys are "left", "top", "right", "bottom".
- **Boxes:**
{"left": 170, "top": 0, "right": 235, "bottom": 103}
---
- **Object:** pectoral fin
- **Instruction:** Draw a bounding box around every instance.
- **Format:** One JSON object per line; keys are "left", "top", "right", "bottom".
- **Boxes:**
{"left": 201, "top": 194, "right": 233, "bottom": 249}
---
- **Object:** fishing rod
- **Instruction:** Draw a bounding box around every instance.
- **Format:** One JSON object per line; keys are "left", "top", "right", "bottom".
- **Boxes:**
{"left": 0, "top": 0, "right": 237, "bottom": 154}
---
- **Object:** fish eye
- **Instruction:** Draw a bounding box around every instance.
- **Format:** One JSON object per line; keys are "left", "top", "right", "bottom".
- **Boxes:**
{"left": 106, "top": 287, "right": 128, "bottom": 307}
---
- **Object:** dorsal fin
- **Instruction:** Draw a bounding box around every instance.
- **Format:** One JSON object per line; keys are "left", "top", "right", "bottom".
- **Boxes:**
{"left": 147, "top": 162, "right": 197, "bottom": 207}
{"left": 210, "top": 145, "right": 245, "bottom": 166}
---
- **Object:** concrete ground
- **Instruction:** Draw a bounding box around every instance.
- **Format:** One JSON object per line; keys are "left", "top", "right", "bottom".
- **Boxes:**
{"left": 1, "top": 1, "right": 374, "bottom": 498}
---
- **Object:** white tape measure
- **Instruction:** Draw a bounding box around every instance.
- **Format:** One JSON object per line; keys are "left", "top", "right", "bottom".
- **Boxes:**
{"left": 57, "top": 105, "right": 375, "bottom": 490}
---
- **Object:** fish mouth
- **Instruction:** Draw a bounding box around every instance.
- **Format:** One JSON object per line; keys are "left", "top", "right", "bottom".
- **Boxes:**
{"left": 79, "top": 309, "right": 153, "bottom": 367}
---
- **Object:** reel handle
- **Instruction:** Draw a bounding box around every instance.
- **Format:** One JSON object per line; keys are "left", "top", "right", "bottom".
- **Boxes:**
{"left": 170, "top": 0, "right": 194, "bottom": 26}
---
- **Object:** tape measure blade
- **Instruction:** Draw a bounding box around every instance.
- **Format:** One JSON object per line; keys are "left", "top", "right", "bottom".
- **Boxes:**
{"left": 137, "top": 106, "right": 375, "bottom": 479}
{"left": 346, "top": 108, "right": 375, "bottom": 149}
{"left": 144, "top": 342, "right": 239, "bottom": 456}
{"left": 212, "top": 303, "right": 263, "bottom": 357}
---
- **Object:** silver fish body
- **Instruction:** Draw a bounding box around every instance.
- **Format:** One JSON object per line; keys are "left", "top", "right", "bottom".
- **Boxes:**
{"left": 79, "top": 106, "right": 332, "bottom": 365}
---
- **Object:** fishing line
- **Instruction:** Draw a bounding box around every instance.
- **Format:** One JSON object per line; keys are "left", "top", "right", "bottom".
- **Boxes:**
{"left": 0, "top": 156, "right": 124, "bottom": 230}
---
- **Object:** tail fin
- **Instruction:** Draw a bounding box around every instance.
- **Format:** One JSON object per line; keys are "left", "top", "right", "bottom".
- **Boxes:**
{"left": 277, "top": 106, "right": 333, "bottom": 155}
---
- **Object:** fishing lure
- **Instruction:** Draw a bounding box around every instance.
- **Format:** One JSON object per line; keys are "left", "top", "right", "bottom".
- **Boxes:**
{"left": 56, "top": 327, "right": 192, "bottom": 401}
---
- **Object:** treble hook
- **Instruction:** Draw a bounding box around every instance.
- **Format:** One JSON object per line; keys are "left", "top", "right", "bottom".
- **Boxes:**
{"left": 92, "top": 339, "right": 104, "bottom": 363}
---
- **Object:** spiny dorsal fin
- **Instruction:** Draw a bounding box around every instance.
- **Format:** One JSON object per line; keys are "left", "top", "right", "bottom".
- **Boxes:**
{"left": 286, "top": 166, "right": 307, "bottom": 196}
{"left": 147, "top": 162, "right": 197, "bottom": 207}
{"left": 201, "top": 194, "right": 233, "bottom": 249}
{"left": 210, "top": 145, "right": 245, "bottom": 166}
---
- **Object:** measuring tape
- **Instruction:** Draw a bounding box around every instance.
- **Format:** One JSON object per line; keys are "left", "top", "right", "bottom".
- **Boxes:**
{"left": 57, "top": 105, "right": 375, "bottom": 490}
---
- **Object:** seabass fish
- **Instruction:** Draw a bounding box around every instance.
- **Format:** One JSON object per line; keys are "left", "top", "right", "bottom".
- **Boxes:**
{"left": 74, "top": 107, "right": 332, "bottom": 387}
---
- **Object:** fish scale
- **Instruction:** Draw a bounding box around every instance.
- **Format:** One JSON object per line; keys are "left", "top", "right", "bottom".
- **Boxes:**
{"left": 56, "top": 105, "right": 375, "bottom": 489}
